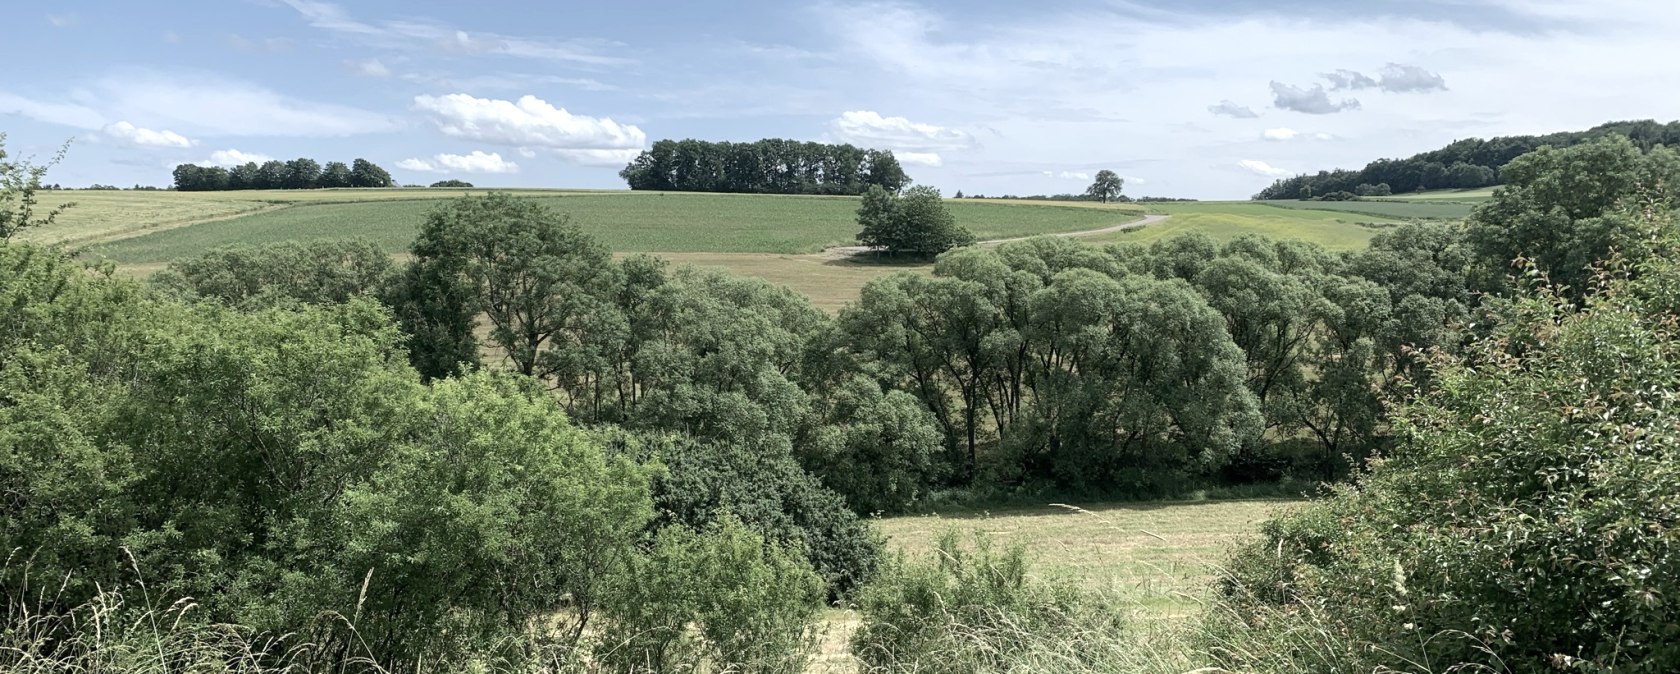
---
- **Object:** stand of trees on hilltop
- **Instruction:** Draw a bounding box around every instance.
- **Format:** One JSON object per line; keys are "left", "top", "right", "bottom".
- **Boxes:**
{"left": 1253, "top": 119, "right": 1680, "bottom": 199}
{"left": 618, "top": 139, "right": 909, "bottom": 195}
{"left": 172, "top": 158, "right": 394, "bottom": 191}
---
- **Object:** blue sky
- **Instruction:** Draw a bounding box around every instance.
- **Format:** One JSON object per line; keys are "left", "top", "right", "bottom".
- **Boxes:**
{"left": 5, "top": 0, "right": 1678, "bottom": 198}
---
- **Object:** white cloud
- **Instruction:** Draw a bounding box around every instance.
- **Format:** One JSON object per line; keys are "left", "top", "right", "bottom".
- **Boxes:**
{"left": 1208, "top": 100, "right": 1259, "bottom": 119}
{"left": 552, "top": 148, "right": 642, "bottom": 166}
{"left": 0, "top": 92, "right": 105, "bottom": 129}
{"left": 1043, "top": 170, "right": 1090, "bottom": 180}
{"left": 85, "top": 71, "right": 397, "bottom": 137}
{"left": 413, "top": 94, "right": 645, "bottom": 151}
{"left": 897, "top": 151, "right": 943, "bottom": 167}
{"left": 828, "top": 110, "right": 974, "bottom": 152}
{"left": 277, "top": 0, "right": 626, "bottom": 65}
{"left": 196, "top": 149, "right": 274, "bottom": 168}
{"left": 1237, "top": 159, "right": 1291, "bottom": 177}
{"left": 47, "top": 14, "right": 77, "bottom": 28}
{"left": 1270, "top": 82, "right": 1361, "bottom": 114}
{"left": 1262, "top": 128, "right": 1299, "bottom": 141}
{"left": 103, "top": 121, "right": 193, "bottom": 148}
{"left": 398, "top": 151, "right": 520, "bottom": 174}
{"left": 344, "top": 58, "right": 391, "bottom": 77}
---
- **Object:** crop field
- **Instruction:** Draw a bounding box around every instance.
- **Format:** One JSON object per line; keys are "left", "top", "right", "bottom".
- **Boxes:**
{"left": 1094, "top": 201, "right": 1396, "bottom": 250}
{"left": 876, "top": 499, "right": 1291, "bottom": 618}
{"left": 1259, "top": 198, "right": 1476, "bottom": 220}
{"left": 80, "top": 190, "right": 1144, "bottom": 264}
{"left": 1384, "top": 187, "right": 1497, "bottom": 202}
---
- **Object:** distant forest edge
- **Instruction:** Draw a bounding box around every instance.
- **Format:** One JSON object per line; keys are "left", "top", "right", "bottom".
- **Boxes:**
{"left": 618, "top": 138, "right": 910, "bottom": 195}
{"left": 1253, "top": 119, "right": 1680, "bottom": 200}
{"left": 172, "top": 158, "right": 395, "bottom": 191}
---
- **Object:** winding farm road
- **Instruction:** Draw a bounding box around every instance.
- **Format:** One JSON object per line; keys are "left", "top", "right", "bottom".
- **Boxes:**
{"left": 823, "top": 212, "right": 1170, "bottom": 258}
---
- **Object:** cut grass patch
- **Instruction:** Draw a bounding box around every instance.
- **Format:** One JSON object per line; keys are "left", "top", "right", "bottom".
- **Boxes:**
{"left": 875, "top": 499, "right": 1292, "bottom": 620}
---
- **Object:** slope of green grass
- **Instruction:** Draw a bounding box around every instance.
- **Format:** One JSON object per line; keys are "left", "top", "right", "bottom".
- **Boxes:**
{"left": 89, "top": 192, "right": 1144, "bottom": 264}
{"left": 1259, "top": 199, "right": 1474, "bottom": 220}
{"left": 1092, "top": 202, "right": 1395, "bottom": 251}
{"left": 1383, "top": 187, "right": 1497, "bottom": 202}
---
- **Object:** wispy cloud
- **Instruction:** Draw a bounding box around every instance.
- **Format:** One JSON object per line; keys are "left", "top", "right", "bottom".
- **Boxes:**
{"left": 1269, "top": 82, "right": 1360, "bottom": 114}
{"left": 1208, "top": 100, "right": 1259, "bottom": 118}
{"left": 1237, "top": 159, "right": 1290, "bottom": 177}
{"left": 103, "top": 121, "right": 193, "bottom": 148}
{"left": 826, "top": 110, "right": 975, "bottom": 152}
{"left": 344, "top": 58, "right": 392, "bottom": 78}
{"left": 47, "top": 13, "right": 78, "bottom": 28}
{"left": 1324, "top": 64, "right": 1447, "bottom": 93}
{"left": 277, "top": 0, "right": 628, "bottom": 65}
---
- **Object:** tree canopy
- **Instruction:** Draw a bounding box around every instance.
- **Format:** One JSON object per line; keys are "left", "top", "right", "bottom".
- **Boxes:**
{"left": 620, "top": 138, "right": 909, "bottom": 195}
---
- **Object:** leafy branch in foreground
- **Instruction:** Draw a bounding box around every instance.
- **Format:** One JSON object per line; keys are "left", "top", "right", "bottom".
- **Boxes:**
{"left": 0, "top": 133, "right": 73, "bottom": 241}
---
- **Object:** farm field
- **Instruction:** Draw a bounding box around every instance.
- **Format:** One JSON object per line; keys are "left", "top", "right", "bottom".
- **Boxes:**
{"left": 1094, "top": 201, "right": 1397, "bottom": 250}
{"left": 1383, "top": 187, "right": 1497, "bottom": 201}
{"left": 1258, "top": 198, "right": 1475, "bottom": 220}
{"left": 81, "top": 190, "right": 1145, "bottom": 264}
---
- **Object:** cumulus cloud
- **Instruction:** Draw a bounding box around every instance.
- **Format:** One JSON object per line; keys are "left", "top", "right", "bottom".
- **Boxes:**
{"left": 397, "top": 150, "right": 520, "bottom": 174}
{"left": 827, "top": 111, "right": 975, "bottom": 152}
{"left": 1323, "top": 69, "right": 1377, "bottom": 90}
{"left": 196, "top": 149, "right": 274, "bottom": 168}
{"left": 102, "top": 121, "right": 193, "bottom": 148}
{"left": 1207, "top": 100, "right": 1259, "bottom": 119}
{"left": 1322, "top": 64, "right": 1446, "bottom": 93}
{"left": 1375, "top": 63, "right": 1447, "bottom": 93}
{"left": 412, "top": 94, "right": 646, "bottom": 151}
{"left": 552, "top": 148, "right": 642, "bottom": 166}
{"left": 1237, "top": 159, "right": 1291, "bottom": 177}
{"left": 897, "top": 151, "right": 943, "bottom": 167}
{"left": 1262, "top": 127, "right": 1299, "bottom": 141}
{"left": 1269, "top": 82, "right": 1360, "bottom": 114}
{"left": 344, "top": 58, "right": 391, "bottom": 77}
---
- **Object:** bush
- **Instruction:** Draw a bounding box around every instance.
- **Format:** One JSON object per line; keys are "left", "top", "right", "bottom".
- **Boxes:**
{"left": 151, "top": 238, "right": 394, "bottom": 307}
{"left": 1217, "top": 233, "right": 1680, "bottom": 672}
{"left": 429, "top": 179, "right": 474, "bottom": 188}
{"left": 851, "top": 532, "right": 1127, "bottom": 674}
{"left": 599, "top": 516, "right": 823, "bottom": 674}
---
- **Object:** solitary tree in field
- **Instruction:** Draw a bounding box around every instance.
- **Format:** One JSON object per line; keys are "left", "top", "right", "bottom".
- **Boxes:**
{"left": 1085, "top": 170, "right": 1124, "bottom": 203}
{"left": 856, "top": 185, "right": 973, "bottom": 257}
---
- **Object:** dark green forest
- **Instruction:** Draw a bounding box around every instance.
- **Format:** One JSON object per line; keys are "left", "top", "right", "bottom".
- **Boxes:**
{"left": 618, "top": 138, "right": 910, "bottom": 195}
{"left": 171, "top": 157, "right": 395, "bottom": 191}
{"left": 5, "top": 135, "right": 1680, "bottom": 672}
{"left": 1253, "top": 118, "right": 1680, "bottom": 199}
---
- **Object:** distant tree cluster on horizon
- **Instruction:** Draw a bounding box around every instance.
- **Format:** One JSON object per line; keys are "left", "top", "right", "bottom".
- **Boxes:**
{"left": 171, "top": 158, "right": 394, "bottom": 191}
{"left": 619, "top": 138, "right": 909, "bottom": 195}
{"left": 1254, "top": 119, "right": 1680, "bottom": 199}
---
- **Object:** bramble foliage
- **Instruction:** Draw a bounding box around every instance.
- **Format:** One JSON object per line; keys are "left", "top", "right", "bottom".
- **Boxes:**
{"left": 600, "top": 516, "right": 822, "bottom": 674}
{"left": 851, "top": 532, "right": 1127, "bottom": 674}
{"left": 1219, "top": 217, "right": 1680, "bottom": 672}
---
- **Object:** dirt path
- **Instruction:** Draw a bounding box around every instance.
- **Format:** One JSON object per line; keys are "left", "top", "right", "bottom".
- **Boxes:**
{"left": 822, "top": 212, "right": 1169, "bottom": 258}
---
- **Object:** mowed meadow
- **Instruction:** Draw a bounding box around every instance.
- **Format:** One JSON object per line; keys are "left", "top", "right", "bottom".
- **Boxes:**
{"left": 31, "top": 187, "right": 1472, "bottom": 311}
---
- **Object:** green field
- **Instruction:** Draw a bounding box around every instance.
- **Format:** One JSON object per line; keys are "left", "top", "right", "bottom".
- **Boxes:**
{"left": 1094, "top": 202, "right": 1398, "bottom": 250}
{"left": 82, "top": 191, "right": 1145, "bottom": 264}
{"left": 1384, "top": 187, "right": 1497, "bottom": 202}
{"left": 1258, "top": 198, "right": 1476, "bottom": 220}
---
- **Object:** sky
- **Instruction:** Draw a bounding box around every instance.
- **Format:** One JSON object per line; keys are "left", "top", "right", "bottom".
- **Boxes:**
{"left": 5, "top": 0, "right": 1679, "bottom": 199}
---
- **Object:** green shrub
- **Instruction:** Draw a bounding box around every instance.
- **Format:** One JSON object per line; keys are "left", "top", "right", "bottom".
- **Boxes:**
{"left": 151, "top": 238, "right": 393, "bottom": 308}
{"left": 851, "top": 531, "right": 1126, "bottom": 674}
{"left": 600, "top": 515, "right": 823, "bottom": 674}
{"left": 1217, "top": 234, "right": 1680, "bottom": 672}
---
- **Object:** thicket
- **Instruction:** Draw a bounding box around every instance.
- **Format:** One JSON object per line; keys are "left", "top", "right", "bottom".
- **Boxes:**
{"left": 618, "top": 138, "right": 909, "bottom": 195}
{"left": 7, "top": 132, "right": 1680, "bottom": 673}
{"left": 1256, "top": 118, "right": 1680, "bottom": 198}
{"left": 171, "top": 158, "right": 394, "bottom": 191}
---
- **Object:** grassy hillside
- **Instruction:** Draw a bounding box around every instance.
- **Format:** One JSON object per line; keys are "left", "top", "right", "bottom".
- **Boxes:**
{"left": 1093, "top": 202, "right": 1397, "bottom": 250}
{"left": 81, "top": 191, "right": 1145, "bottom": 264}
{"left": 1258, "top": 198, "right": 1475, "bottom": 220}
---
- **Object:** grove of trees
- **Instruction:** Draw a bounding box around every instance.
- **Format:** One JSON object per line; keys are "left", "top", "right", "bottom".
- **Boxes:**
{"left": 172, "top": 157, "right": 394, "bottom": 191}
{"left": 1255, "top": 118, "right": 1680, "bottom": 199}
{"left": 7, "top": 132, "right": 1680, "bottom": 673}
{"left": 855, "top": 185, "right": 974, "bottom": 256}
{"left": 618, "top": 138, "right": 909, "bottom": 195}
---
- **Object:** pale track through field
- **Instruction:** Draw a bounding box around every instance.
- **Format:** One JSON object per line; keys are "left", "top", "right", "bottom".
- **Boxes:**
{"left": 819, "top": 212, "right": 1170, "bottom": 259}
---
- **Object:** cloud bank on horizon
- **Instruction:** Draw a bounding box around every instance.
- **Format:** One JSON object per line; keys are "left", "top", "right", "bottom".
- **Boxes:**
{"left": 2, "top": 0, "right": 1677, "bottom": 198}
